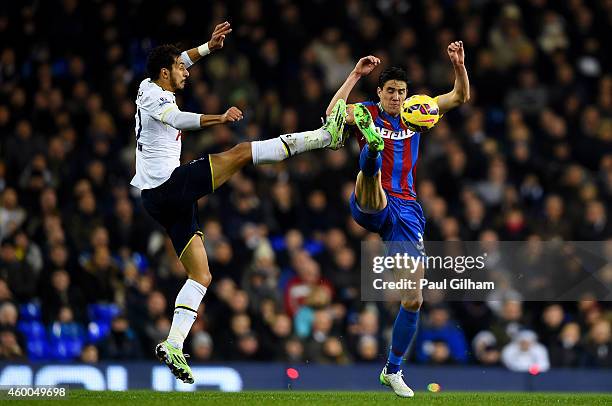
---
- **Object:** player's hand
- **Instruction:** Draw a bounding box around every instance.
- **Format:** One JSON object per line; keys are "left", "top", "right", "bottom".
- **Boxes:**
{"left": 209, "top": 21, "right": 232, "bottom": 52}
{"left": 447, "top": 41, "right": 465, "bottom": 66}
{"left": 221, "top": 106, "right": 243, "bottom": 123}
{"left": 353, "top": 56, "right": 381, "bottom": 77}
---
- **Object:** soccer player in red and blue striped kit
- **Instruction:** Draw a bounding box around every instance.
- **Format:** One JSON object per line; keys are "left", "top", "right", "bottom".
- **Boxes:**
{"left": 326, "top": 41, "right": 470, "bottom": 397}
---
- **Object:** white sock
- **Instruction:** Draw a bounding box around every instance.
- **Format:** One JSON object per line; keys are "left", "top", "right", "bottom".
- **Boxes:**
{"left": 251, "top": 129, "right": 331, "bottom": 165}
{"left": 167, "top": 279, "right": 207, "bottom": 349}
{"left": 251, "top": 138, "right": 288, "bottom": 165}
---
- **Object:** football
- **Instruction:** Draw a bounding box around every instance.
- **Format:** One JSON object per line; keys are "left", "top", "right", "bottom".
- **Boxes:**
{"left": 400, "top": 94, "right": 440, "bottom": 132}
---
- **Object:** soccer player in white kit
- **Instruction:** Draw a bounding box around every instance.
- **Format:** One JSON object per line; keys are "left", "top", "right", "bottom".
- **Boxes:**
{"left": 130, "top": 22, "right": 348, "bottom": 383}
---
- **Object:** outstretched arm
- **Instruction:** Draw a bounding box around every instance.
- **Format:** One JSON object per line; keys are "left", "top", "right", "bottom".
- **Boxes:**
{"left": 325, "top": 56, "right": 381, "bottom": 117}
{"left": 181, "top": 21, "right": 232, "bottom": 67}
{"left": 160, "top": 106, "right": 243, "bottom": 130}
{"left": 198, "top": 106, "right": 243, "bottom": 127}
{"left": 436, "top": 41, "right": 470, "bottom": 114}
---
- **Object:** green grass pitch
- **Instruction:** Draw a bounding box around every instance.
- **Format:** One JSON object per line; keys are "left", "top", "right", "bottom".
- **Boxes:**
{"left": 14, "top": 390, "right": 612, "bottom": 405}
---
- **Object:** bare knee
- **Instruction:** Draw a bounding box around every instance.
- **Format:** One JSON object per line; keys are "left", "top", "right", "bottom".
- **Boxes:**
{"left": 401, "top": 296, "right": 423, "bottom": 311}
{"left": 225, "top": 142, "right": 252, "bottom": 167}
{"left": 234, "top": 142, "right": 253, "bottom": 166}
{"left": 212, "top": 143, "right": 251, "bottom": 166}
{"left": 189, "top": 268, "right": 212, "bottom": 288}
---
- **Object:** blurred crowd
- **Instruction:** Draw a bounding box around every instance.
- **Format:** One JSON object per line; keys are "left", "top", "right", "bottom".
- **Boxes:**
{"left": 0, "top": 0, "right": 611, "bottom": 369}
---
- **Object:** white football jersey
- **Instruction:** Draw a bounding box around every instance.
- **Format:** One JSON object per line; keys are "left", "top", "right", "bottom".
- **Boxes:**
{"left": 130, "top": 78, "right": 183, "bottom": 190}
{"left": 130, "top": 52, "right": 198, "bottom": 190}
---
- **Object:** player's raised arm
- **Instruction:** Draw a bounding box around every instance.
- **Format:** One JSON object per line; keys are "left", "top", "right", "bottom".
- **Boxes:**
{"left": 325, "top": 55, "right": 381, "bottom": 117}
{"left": 145, "top": 43, "right": 243, "bottom": 130}
{"left": 435, "top": 41, "right": 470, "bottom": 114}
{"left": 181, "top": 21, "right": 232, "bottom": 68}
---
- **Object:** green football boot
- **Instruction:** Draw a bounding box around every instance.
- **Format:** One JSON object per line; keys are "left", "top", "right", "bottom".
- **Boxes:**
{"left": 353, "top": 104, "right": 384, "bottom": 152}
{"left": 155, "top": 340, "right": 194, "bottom": 384}
{"left": 323, "top": 99, "right": 348, "bottom": 150}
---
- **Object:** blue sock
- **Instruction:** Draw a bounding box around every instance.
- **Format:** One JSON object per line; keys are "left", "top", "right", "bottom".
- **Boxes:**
{"left": 386, "top": 307, "right": 419, "bottom": 373}
{"left": 359, "top": 145, "right": 382, "bottom": 177}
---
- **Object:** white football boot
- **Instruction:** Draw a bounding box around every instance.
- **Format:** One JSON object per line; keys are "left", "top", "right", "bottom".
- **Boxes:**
{"left": 380, "top": 366, "right": 415, "bottom": 398}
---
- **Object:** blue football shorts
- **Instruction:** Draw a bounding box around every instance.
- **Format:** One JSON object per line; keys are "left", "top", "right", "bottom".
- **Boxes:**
{"left": 350, "top": 192, "right": 426, "bottom": 257}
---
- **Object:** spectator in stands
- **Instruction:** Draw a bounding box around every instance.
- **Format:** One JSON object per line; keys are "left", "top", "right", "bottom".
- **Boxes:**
{"left": 462, "top": 197, "right": 489, "bottom": 240}
{"left": 0, "top": 330, "right": 25, "bottom": 360}
{"left": 19, "top": 154, "right": 53, "bottom": 208}
{"left": 317, "top": 336, "right": 352, "bottom": 365}
{"left": 87, "top": 226, "right": 110, "bottom": 255}
{"left": 491, "top": 300, "right": 527, "bottom": 347}
{"left": 582, "top": 320, "right": 612, "bottom": 368}
{"left": 219, "top": 313, "right": 252, "bottom": 359}
{"left": 77, "top": 246, "right": 120, "bottom": 304}
{"left": 136, "top": 290, "right": 168, "bottom": 355}
{"left": 472, "top": 330, "right": 501, "bottom": 366}
{"left": 356, "top": 335, "right": 379, "bottom": 363}
{"left": 0, "top": 302, "right": 18, "bottom": 331}
{"left": 208, "top": 239, "right": 238, "bottom": 283}
{"left": 107, "top": 197, "right": 150, "bottom": 255}
{"left": 47, "top": 306, "right": 84, "bottom": 361}
{"left": 263, "top": 313, "right": 293, "bottom": 360}
{"left": 0, "top": 188, "right": 26, "bottom": 240}
{"left": 41, "top": 270, "right": 84, "bottom": 323}
{"left": 0, "top": 280, "right": 12, "bottom": 303}
{"left": 100, "top": 314, "right": 142, "bottom": 360}
{"left": 227, "top": 290, "right": 252, "bottom": 317}
{"left": 242, "top": 244, "right": 280, "bottom": 314}
{"left": 13, "top": 230, "right": 43, "bottom": 276}
{"left": 475, "top": 158, "right": 508, "bottom": 208}
{"left": 80, "top": 344, "right": 99, "bottom": 363}
{"left": 42, "top": 215, "right": 66, "bottom": 250}
{"left": 46, "top": 243, "right": 70, "bottom": 274}
{"left": 294, "top": 286, "right": 333, "bottom": 339}
{"left": 536, "top": 195, "right": 572, "bottom": 239}
{"left": 191, "top": 331, "right": 214, "bottom": 362}
{"left": 347, "top": 309, "right": 380, "bottom": 358}
{"left": 68, "top": 190, "right": 104, "bottom": 253}
{"left": 0, "top": 238, "right": 37, "bottom": 302}
{"left": 304, "top": 309, "right": 335, "bottom": 361}
{"left": 146, "top": 317, "right": 171, "bottom": 358}
{"left": 234, "top": 332, "right": 265, "bottom": 361}
{"left": 0, "top": 302, "right": 22, "bottom": 354}
{"left": 283, "top": 336, "right": 305, "bottom": 363}
{"left": 268, "top": 181, "right": 301, "bottom": 234}
{"left": 415, "top": 305, "right": 469, "bottom": 364}
{"left": 537, "top": 304, "right": 566, "bottom": 348}
{"left": 328, "top": 246, "right": 359, "bottom": 305}
{"left": 549, "top": 322, "right": 582, "bottom": 367}
{"left": 125, "top": 273, "right": 154, "bottom": 326}
{"left": 501, "top": 330, "right": 550, "bottom": 372}
{"left": 577, "top": 200, "right": 610, "bottom": 240}
{"left": 284, "top": 251, "right": 333, "bottom": 317}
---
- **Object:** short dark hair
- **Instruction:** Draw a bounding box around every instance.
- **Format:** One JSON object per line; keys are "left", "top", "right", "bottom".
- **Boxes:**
{"left": 378, "top": 66, "right": 409, "bottom": 89}
{"left": 146, "top": 44, "right": 181, "bottom": 80}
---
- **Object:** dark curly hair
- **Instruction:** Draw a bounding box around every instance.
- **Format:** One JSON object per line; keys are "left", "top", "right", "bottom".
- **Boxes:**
{"left": 146, "top": 44, "right": 181, "bottom": 80}
{"left": 378, "top": 66, "right": 409, "bottom": 89}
